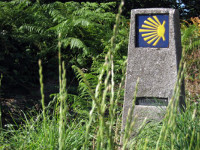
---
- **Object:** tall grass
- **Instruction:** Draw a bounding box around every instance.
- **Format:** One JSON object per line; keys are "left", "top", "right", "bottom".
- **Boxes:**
{"left": 0, "top": 74, "right": 3, "bottom": 129}
{"left": 0, "top": 1, "right": 200, "bottom": 149}
{"left": 73, "top": 1, "right": 126, "bottom": 149}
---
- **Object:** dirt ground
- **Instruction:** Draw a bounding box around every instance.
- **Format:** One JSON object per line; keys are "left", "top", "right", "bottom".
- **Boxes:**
{"left": 0, "top": 95, "right": 40, "bottom": 128}
{"left": 0, "top": 79, "right": 59, "bottom": 128}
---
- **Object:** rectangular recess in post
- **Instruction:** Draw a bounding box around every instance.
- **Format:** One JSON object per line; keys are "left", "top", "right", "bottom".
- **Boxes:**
{"left": 135, "top": 14, "right": 169, "bottom": 48}
{"left": 136, "top": 97, "right": 168, "bottom": 106}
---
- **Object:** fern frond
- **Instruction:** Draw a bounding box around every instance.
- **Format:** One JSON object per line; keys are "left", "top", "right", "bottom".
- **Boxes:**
{"left": 62, "top": 37, "right": 89, "bottom": 55}
{"left": 73, "top": 18, "right": 90, "bottom": 27}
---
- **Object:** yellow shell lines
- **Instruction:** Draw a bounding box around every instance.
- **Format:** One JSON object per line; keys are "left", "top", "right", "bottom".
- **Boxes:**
{"left": 139, "top": 16, "right": 166, "bottom": 46}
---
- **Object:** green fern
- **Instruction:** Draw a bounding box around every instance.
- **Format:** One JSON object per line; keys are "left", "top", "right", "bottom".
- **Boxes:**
{"left": 0, "top": 0, "right": 120, "bottom": 93}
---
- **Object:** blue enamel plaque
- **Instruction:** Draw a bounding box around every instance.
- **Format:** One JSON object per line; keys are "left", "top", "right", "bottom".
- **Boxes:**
{"left": 136, "top": 14, "right": 169, "bottom": 48}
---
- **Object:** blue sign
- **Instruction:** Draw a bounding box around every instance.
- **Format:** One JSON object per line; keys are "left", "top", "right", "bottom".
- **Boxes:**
{"left": 136, "top": 14, "right": 169, "bottom": 48}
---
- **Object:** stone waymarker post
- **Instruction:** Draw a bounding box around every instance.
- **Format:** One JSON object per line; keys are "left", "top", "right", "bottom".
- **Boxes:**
{"left": 122, "top": 8, "right": 185, "bottom": 132}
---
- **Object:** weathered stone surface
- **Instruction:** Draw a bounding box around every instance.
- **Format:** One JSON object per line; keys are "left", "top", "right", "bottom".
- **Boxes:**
{"left": 121, "top": 8, "right": 185, "bottom": 136}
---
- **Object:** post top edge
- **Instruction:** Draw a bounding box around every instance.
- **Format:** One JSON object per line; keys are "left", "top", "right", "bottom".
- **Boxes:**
{"left": 131, "top": 8, "right": 176, "bottom": 13}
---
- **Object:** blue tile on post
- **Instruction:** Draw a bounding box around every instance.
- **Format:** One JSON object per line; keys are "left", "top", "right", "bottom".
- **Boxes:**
{"left": 136, "top": 14, "right": 169, "bottom": 48}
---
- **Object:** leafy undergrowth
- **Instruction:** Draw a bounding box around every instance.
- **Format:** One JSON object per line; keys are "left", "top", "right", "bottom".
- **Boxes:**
{"left": 0, "top": 2, "right": 200, "bottom": 150}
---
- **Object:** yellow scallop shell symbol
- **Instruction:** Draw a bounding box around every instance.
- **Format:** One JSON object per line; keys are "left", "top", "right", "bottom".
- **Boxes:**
{"left": 139, "top": 16, "right": 166, "bottom": 46}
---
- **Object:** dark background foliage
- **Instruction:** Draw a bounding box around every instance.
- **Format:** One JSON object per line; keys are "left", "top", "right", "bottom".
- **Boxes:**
{"left": 2, "top": 0, "right": 199, "bottom": 18}
{"left": 0, "top": 1, "right": 118, "bottom": 95}
{"left": 18, "top": 0, "right": 200, "bottom": 19}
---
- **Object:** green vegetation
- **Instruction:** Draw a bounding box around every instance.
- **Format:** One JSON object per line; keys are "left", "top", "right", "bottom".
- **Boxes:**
{"left": 0, "top": 0, "right": 199, "bottom": 149}
{"left": 0, "top": 0, "right": 128, "bottom": 95}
